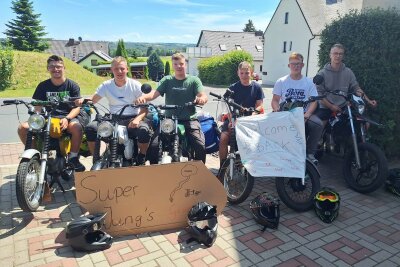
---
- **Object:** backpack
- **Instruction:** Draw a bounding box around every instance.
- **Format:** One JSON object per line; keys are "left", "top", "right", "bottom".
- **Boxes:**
{"left": 200, "top": 116, "right": 220, "bottom": 154}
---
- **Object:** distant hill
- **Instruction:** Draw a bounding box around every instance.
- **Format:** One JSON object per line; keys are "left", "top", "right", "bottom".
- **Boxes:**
{"left": 109, "top": 42, "right": 195, "bottom": 57}
{"left": 0, "top": 51, "right": 107, "bottom": 98}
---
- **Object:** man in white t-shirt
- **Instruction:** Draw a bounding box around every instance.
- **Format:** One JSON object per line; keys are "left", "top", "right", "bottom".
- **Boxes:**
{"left": 77, "top": 56, "right": 152, "bottom": 165}
{"left": 271, "top": 52, "right": 323, "bottom": 164}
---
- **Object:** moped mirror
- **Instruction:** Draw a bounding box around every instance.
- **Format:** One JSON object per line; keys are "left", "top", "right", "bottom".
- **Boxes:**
{"left": 313, "top": 74, "right": 324, "bottom": 85}
{"left": 141, "top": 83, "right": 152, "bottom": 94}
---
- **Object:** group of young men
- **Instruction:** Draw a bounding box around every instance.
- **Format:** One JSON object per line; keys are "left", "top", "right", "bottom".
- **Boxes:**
{"left": 17, "top": 43, "right": 377, "bottom": 172}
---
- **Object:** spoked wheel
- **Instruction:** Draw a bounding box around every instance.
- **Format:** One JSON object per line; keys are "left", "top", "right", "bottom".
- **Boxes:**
{"left": 16, "top": 156, "right": 44, "bottom": 212}
{"left": 218, "top": 157, "right": 254, "bottom": 204}
{"left": 276, "top": 161, "right": 320, "bottom": 211}
{"left": 343, "top": 142, "right": 388, "bottom": 193}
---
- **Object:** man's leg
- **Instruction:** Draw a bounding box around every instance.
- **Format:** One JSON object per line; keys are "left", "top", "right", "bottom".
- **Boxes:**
{"left": 135, "top": 121, "right": 152, "bottom": 166}
{"left": 67, "top": 119, "right": 85, "bottom": 172}
{"left": 17, "top": 122, "right": 29, "bottom": 145}
{"left": 85, "top": 121, "right": 98, "bottom": 156}
{"left": 306, "top": 115, "right": 323, "bottom": 156}
{"left": 186, "top": 120, "right": 206, "bottom": 163}
{"left": 218, "top": 120, "right": 230, "bottom": 167}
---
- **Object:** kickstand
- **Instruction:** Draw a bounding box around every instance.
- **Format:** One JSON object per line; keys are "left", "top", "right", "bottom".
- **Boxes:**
{"left": 49, "top": 174, "right": 66, "bottom": 193}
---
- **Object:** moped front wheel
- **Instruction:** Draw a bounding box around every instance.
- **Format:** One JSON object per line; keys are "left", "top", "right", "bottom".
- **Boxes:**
{"left": 275, "top": 161, "right": 320, "bottom": 212}
{"left": 343, "top": 142, "right": 388, "bottom": 193}
{"left": 218, "top": 157, "right": 254, "bottom": 204}
{"left": 16, "top": 156, "right": 44, "bottom": 212}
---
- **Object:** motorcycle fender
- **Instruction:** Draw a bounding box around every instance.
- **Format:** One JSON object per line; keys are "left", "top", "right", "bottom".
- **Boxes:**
{"left": 20, "top": 149, "right": 41, "bottom": 160}
{"left": 306, "top": 158, "right": 321, "bottom": 177}
{"left": 356, "top": 115, "right": 382, "bottom": 127}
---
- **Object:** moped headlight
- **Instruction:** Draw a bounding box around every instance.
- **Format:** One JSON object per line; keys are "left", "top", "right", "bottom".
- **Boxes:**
{"left": 28, "top": 114, "right": 45, "bottom": 130}
{"left": 358, "top": 104, "right": 365, "bottom": 115}
{"left": 161, "top": 119, "right": 175, "bottom": 134}
{"left": 98, "top": 121, "right": 113, "bottom": 138}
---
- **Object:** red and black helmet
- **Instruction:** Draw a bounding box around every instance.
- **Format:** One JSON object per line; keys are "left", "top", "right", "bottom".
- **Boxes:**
{"left": 250, "top": 192, "right": 280, "bottom": 231}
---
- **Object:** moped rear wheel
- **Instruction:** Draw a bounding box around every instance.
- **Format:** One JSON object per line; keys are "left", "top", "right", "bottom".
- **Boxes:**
{"left": 275, "top": 161, "right": 320, "bottom": 212}
{"left": 218, "top": 157, "right": 254, "bottom": 204}
{"left": 343, "top": 142, "right": 388, "bottom": 193}
{"left": 16, "top": 156, "right": 44, "bottom": 212}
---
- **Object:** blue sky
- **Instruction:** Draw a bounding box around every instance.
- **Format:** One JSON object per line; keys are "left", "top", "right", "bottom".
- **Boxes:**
{"left": 0, "top": 0, "right": 280, "bottom": 44}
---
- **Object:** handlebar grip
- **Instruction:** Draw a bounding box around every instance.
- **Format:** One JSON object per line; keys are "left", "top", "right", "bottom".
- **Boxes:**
{"left": 2, "top": 100, "right": 19, "bottom": 105}
{"left": 209, "top": 92, "right": 221, "bottom": 99}
{"left": 161, "top": 105, "right": 179, "bottom": 110}
{"left": 228, "top": 99, "right": 245, "bottom": 111}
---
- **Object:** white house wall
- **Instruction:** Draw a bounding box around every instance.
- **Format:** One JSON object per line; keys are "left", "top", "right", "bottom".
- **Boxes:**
{"left": 262, "top": 0, "right": 313, "bottom": 85}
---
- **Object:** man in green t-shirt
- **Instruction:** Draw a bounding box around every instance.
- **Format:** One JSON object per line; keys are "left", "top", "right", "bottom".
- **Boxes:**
{"left": 136, "top": 53, "right": 208, "bottom": 163}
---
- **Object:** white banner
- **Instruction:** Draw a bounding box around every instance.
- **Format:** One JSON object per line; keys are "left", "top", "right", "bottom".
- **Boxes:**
{"left": 235, "top": 107, "right": 306, "bottom": 178}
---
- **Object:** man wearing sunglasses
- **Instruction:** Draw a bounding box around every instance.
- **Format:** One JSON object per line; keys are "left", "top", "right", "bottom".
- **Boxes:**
{"left": 271, "top": 52, "right": 323, "bottom": 164}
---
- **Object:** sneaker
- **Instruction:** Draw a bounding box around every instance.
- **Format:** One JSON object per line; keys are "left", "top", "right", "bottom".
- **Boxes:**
{"left": 136, "top": 153, "right": 146, "bottom": 166}
{"left": 69, "top": 156, "right": 86, "bottom": 172}
{"left": 307, "top": 154, "right": 318, "bottom": 165}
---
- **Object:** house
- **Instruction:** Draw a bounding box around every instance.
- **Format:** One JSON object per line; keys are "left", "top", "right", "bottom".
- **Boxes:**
{"left": 76, "top": 50, "right": 113, "bottom": 69}
{"left": 262, "top": 0, "right": 400, "bottom": 85}
{"left": 45, "top": 38, "right": 110, "bottom": 62}
{"left": 187, "top": 30, "right": 264, "bottom": 77}
{"left": 92, "top": 62, "right": 148, "bottom": 79}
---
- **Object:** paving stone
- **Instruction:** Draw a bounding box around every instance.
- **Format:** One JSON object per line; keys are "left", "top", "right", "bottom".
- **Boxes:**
{"left": 295, "top": 246, "right": 320, "bottom": 260}
{"left": 241, "top": 248, "right": 263, "bottom": 264}
{"left": 353, "top": 258, "right": 377, "bottom": 267}
{"left": 276, "top": 249, "right": 301, "bottom": 261}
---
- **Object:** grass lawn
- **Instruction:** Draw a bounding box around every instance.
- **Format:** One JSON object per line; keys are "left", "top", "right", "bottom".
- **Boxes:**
{"left": 0, "top": 51, "right": 158, "bottom": 98}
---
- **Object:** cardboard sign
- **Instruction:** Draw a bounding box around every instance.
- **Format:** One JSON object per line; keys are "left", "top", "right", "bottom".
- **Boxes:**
{"left": 235, "top": 107, "right": 306, "bottom": 178}
{"left": 75, "top": 161, "right": 227, "bottom": 236}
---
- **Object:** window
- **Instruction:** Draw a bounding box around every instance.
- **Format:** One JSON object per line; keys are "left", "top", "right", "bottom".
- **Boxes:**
{"left": 285, "top": 12, "right": 289, "bottom": 24}
{"left": 289, "top": 41, "right": 292, "bottom": 51}
{"left": 255, "top": 45, "right": 263, "bottom": 52}
{"left": 326, "top": 0, "right": 341, "bottom": 4}
{"left": 235, "top": 45, "right": 242, "bottom": 50}
{"left": 260, "top": 65, "right": 262, "bottom": 72}
{"left": 283, "top": 41, "right": 287, "bottom": 53}
{"left": 91, "top": 59, "right": 98, "bottom": 66}
{"left": 219, "top": 44, "right": 227, "bottom": 51}
{"left": 78, "top": 53, "right": 84, "bottom": 60}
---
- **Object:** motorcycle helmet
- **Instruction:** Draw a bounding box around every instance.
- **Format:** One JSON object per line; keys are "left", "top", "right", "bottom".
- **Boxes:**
{"left": 314, "top": 187, "right": 340, "bottom": 223}
{"left": 187, "top": 202, "right": 218, "bottom": 247}
{"left": 250, "top": 192, "right": 280, "bottom": 231}
{"left": 65, "top": 213, "right": 113, "bottom": 252}
{"left": 386, "top": 168, "right": 400, "bottom": 197}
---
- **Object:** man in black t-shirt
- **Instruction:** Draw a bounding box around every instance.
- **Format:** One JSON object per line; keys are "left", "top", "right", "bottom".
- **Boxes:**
{"left": 219, "top": 61, "right": 265, "bottom": 167}
{"left": 17, "top": 55, "right": 87, "bottom": 171}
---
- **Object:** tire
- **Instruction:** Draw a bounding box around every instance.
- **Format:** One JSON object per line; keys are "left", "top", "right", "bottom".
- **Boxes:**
{"left": 91, "top": 148, "right": 110, "bottom": 171}
{"left": 276, "top": 161, "right": 320, "bottom": 212}
{"left": 16, "top": 156, "right": 44, "bottom": 212}
{"left": 343, "top": 142, "right": 388, "bottom": 193}
{"left": 218, "top": 157, "right": 254, "bottom": 204}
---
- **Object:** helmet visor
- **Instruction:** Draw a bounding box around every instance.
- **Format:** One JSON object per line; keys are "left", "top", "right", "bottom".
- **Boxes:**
{"left": 316, "top": 191, "right": 339, "bottom": 202}
{"left": 188, "top": 218, "right": 216, "bottom": 230}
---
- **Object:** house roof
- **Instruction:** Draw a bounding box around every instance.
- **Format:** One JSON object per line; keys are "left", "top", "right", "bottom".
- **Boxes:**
{"left": 196, "top": 30, "right": 264, "bottom": 61}
{"left": 45, "top": 39, "right": 109, "bottom": 62}
{"left": 76, "top": 50, "right": 113, "bottom": 64}
{"left": 91, "top": 62, "right": 147, "bottom": 69}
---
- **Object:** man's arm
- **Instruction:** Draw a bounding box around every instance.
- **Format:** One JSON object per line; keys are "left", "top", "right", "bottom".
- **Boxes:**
{"left": 304, "top": 102, "right": 318, "bottom": 119}
{"left": 128, "top": 108, "right": 147, "bottom": 128}
{"left": 355, "top": 86, "right": 377, "bottom": 108}
{"left": 195, "top": 91, "right": 208, "bottom": 105}
{"left": 321, "top": 98, "right": 341, "bottom": 113}
{"left": 136, "top": 90, "right": 160, "bottom": 104}
{"left": 271, "top": 94, "right": 281, "bottom": 112}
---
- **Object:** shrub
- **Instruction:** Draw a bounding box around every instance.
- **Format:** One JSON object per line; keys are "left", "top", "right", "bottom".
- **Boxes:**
{"left": 147, "top": 52, "right": 164, "bottom": 81}
{"left": 0, "top": 45, "right": 14, "bottom": 90}
{"left": 198, "top": 50, "right": 253, "bottom": 85}
{"left": 318, "top": 8, "right": 400, "bottom": 157}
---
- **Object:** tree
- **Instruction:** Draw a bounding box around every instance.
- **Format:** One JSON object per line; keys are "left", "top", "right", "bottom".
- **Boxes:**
{"left": 4, "top": 0, "right": 48, "bottom": 51}
{"left": 243, "top": 19, "right": 256, "bottom": 32}
{"left": 146, "top": 46, "right": 154, "bottom": 57}
{"left": 165, "top": 61, "right": 171, "bottom": 76}
{"left": 115, "top": 39, "right": 131, "bottom": 77}
{"left": 147, "top": 52, "right": 164, "bottom": 81}
{"left": 318, "top": 8, "right": 400, "bottom": 157}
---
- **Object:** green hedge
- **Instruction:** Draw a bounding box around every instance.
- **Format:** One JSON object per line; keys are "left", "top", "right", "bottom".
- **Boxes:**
{"left": 0, "top": 46, "right": 14, "bottom": 90}
{"left": 198, "top": 50, "right": 253, "bottom": 85}
{"left": 318, "top": 8, "right": 400, "bottom": 157}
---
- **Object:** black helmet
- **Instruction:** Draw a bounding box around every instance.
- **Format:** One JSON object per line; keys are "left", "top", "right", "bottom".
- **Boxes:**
{"left": 314, "top": 187, "right": 340, "bottom": 223}
{"left": 250, "top": 192, "right": 280, "bottom": 231}
{"left": 65, "top": 213, "right": 113, "bottom": 252}
{"left": 187, "top": 202, "right": 218, "bottom": 247}
{"left": 386, "top": 168, "right": 400, "bottom": 197}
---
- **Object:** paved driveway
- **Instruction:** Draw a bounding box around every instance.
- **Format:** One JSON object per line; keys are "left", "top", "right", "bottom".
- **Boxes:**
{"left": 0, "top": 143, "right": 399, "bottom": 266}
